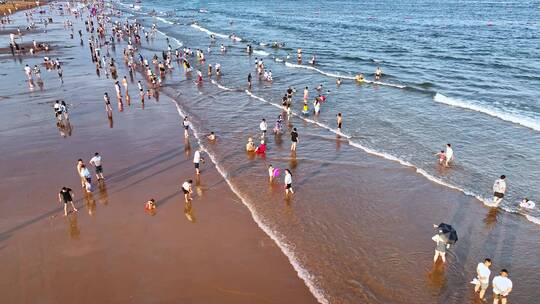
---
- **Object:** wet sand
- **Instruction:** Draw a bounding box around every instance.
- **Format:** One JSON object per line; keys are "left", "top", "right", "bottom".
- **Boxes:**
{"left": 0, "top": 6, "right": 316, "bottom": 304}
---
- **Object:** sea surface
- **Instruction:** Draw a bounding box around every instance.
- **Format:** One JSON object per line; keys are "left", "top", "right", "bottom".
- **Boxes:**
{"left": 113, "top": 0, "right": 540, "bottom": 303}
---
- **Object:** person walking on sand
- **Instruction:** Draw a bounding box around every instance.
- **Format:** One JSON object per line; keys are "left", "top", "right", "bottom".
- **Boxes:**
{"left": 182, "top": 179, "right": 193, "bottom": 203}
{"left": 193, "top": 149, "right": 204, "bottom": 175}
{"left": 59, "top": 187, "right": 78, "bottom": 216}
{"left": 492, "top": 175, "right": 507, "bottom": 206}
{"left": 284, "top": 169, "right": 294, "bottom": 196}
{"left": 290, "top": 127, "right": 299, "bottom": 152}
{"left": 259, "top": 118, "right": 267, "bottom": 137}
{"left": 492, "top": 269, "right": 512, "bottom": 304}
{"left": 445, "top": 143, "right": 454, "bottom": 167}
{"left": 432, "top": 231, "right": 448, "bottom": 263}
{"left": 89, "top": 152, "right": 104, "bottom": 181}
{"left": 472, "top": 258, "right": 492, "bottom": 300}
{"left": 337, "top": 113, "right": 343, "bottom": 132}
{"left": 183, "top": 116, "right": 190, "bottom": 138}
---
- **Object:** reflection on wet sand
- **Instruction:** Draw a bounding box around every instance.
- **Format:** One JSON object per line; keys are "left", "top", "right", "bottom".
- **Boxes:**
{"left": 426, "top": 262, "right": 447, "bottom": 296}
{"left": 184, "top": 201, "right": 196, "bottom": 223}
{"left": 484, "top": 208, "right": 500, "bottom": 228}
{"left": 97, "top": 182, "right": 109, "bottom": 205}
{"left": 57, "top": 119, "right": 73, "bottom": 137}
{"left": 68, "top": 213, "right": 80, "bottom": 239}
{"left": 84, "top": 192, "right": 96, "bottom": 216}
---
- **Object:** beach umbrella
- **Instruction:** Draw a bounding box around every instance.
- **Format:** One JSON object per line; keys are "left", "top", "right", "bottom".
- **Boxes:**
{"left": 436, "top": 223, "right": 458, "bottom": 245}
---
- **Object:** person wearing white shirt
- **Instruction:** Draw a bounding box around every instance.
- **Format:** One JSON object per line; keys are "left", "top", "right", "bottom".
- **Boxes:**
{"left": 182, "top": 179, "right": 193, "bottom": 203}
{"left": 492, "top": 175, "right": 507, "bottom": 206}
{"left": 445, "top": 143, "right": 454, "bottom": 167}
{"left": 492, "top": 269, "right": 512, "bottom": 304}
{"left": 193, "top": 150, "right": 204, "bottom": 175}
{"left": 183, "top": 116, "right": 190, "bottom": 138}
{"left": 473, "top": 258, "right": 492, "bottom": 299}
{"left": 284, "top": 169, "right": 293, "bottom": 196}
{"left": 80, "top": 165, "right": 92, "bottom": 192}
{"left": 259, "top": 118, "right": 267, "bottom": 137}
{"left": 24, "top": 64, "right": 32, "bottom": 79}
{"left": 89, "top": 152, "right": 104, "bottom": 180}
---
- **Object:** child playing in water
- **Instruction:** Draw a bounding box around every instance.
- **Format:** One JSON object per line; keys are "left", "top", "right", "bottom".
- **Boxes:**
{"left": 302, "top": 102, "right": 309, "bottom": 115}
{"left": 436, "top": 150, "right": 446, "bottom": 165}
{"left": 519, "top": 198, "right": 535, "bottom": 209}
{"left": 255, "top": 140, "right": 266, "bottom": 155}
{"left": 145, "top": 199, "right": 156, "bottom": 211}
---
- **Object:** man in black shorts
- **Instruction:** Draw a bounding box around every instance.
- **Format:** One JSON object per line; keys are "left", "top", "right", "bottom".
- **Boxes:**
{"left": 290, "top": 127, "right": 299, "bottom": 152}
{"left": 58, "top": 187, "right": 78, "bottom": 216}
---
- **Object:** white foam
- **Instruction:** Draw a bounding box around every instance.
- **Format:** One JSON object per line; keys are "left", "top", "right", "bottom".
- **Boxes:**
{"left": 190, "top": 23, "right": 229, "bottom": 39}
{"left": 525, "top": 214, "right": 540, "bottom": 225}
{"left": 283, "top": 62, "right": 407, "bottom": 89}
{"left": 210, "top": 80, "right": 233, "bottom": 91}
{"left": 156, "top": 16, "right": 173, "bottom": 25}
{"left": 253, "top": 50, "right": 269, "bottom": 56}
{"left": 168, "top": 95, "right": 329, "bottom": 304}
{"left": 434, "top": 93, "right": 540, "bottom": 132}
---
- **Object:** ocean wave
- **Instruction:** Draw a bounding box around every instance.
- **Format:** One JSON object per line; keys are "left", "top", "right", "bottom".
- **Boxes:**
{"left": 210, "top": 80, "right": 233, "bottom": 91}
{"left": 154, "top": 29, "right": 182, "bottom": 47}
{"left": 156, "top": 16, "right": 174, "bottom": 25}
{"left": 253, "top": 50, "right": 269, "bottom": 56}
{"left": 190, "top": 24, "right": 242, "bottom": 41}
{"left": 167, "top": 94, "right": 329, "bottom": 304}
{"left": 434, "top": 93, "right": 540, "bottom": 131}
{"left": 283, "top": 62, "right": 406, "bottom": 89}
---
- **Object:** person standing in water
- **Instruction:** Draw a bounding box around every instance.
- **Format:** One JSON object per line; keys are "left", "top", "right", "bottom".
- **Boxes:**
{"left": 182, "top": 179, "right": 193, "bottom": 203}
{"left": 375, "top": 66, "right": 382, "bottom": 80}
{"left": 337, "top": 113, "right": 343, "bottom": 132}
{"left": 89, "top": 152, "right": 104, "bottom": 181}
{"left": 284, "top": 169, "right": 294, "bottom": 196}
{"left": 183, "top": 116, "right": 190, "bottom": 138}
{"left": 104, "top": 92, "right": 113, "bottom": 116}
{"left": 473, "top": 258, "right": 492, "bottom": 300}
{"left": 259, "top": 118, "right": 267, "bottom": 137}
{"left": 492, "top": 175, "right": 507, "bottom": 206}
{"left": 247, "top": 72, "right": 252, "bottom": 88}
{"left": 290, "top": 128, "right": 299, "bottom": 152}
{"left": 58, "top": 187, "right": 78, "bottom": 216}
{"left": 492, "top": 269, "right": 513, "bottom": 304}
{"left": 193, "top": 149, "right": 204, "bottom": 175}
{"left": 432, "top": 229, "right": 448, "bottom": 263}
{"left": 445, "top": 143, "right": 454, "bottom": 167}
{"left": 268, "top": 164, "right": 275, "bottom": 182}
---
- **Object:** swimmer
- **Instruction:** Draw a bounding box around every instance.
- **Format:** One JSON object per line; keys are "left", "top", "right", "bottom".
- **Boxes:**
{"left": 337, "top": 113, "right": 343, "bottom": 132}
{"left": 336, "top": 78, "right": 342, "bottom": 85}
{"left": 220, "top": 44, "right": 226, "bottom": 52}
{"left": 355, "top": 73, "right": 365, "bottom": 83}
{"left": 297, "top": 48, "right": 302, "bottom": 62}
{"left": 302, "top": 102, "right": 309, "bottom": 115}
{"left": 519, "top": 198, "right": 535, "bottom": 209}
{"left": 375, "top": 66, "right": 382, "bottom": 80}
{"left": 316, "top": 83, "right": 323, "bottom": 92}
{"left": 309, "top": 54, "right": 316, "bottom": 65}
{"left": 145, "top": 199, "right": 156, "bottom": 211}
{"left": 246, "top": 137, "right": 256, "bottom": 152}
{"left": 207, "top": 132, "right": 216, "bottom": 141}
{"left": 247, "top": 73, "right": 252, "bottom": 88}
{"left": 196, "top": 70, "right": 203, "bottom": 84}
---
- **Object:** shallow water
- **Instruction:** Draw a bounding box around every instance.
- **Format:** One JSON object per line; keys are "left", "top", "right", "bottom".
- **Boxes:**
{"left": 113, "top": 1, "right": 539, "bottom": 303}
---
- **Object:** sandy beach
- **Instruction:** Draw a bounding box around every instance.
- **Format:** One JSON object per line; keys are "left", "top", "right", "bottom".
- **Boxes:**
{"left": 0, "top": 4, "right": 316, "bottom": 303}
